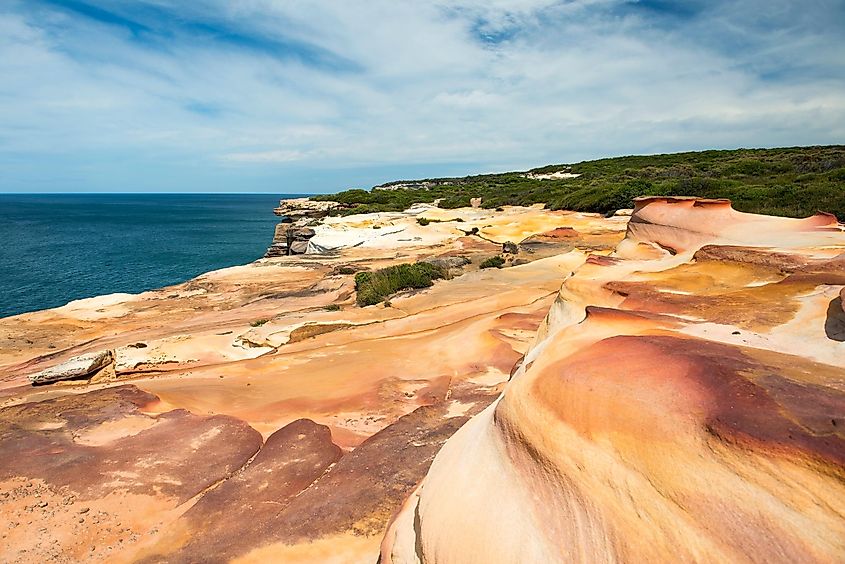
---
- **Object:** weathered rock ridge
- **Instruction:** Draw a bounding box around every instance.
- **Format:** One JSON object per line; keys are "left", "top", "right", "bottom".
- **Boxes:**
{"left": 381, "top": 197, "right": 845, "bottom": 563}
{"left": 0, "top": 203, "right": 625, "bottom": 562}
{"left": 2, "top": 197, "right": 843, "bottom": 562}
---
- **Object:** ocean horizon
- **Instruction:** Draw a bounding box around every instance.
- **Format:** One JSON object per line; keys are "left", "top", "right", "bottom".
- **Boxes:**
{"left": 0, "top": 193, "right": 305, "bottom": 318}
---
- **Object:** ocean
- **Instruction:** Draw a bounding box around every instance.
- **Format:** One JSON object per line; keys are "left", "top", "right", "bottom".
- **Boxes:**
{"left": 0, "top": 193, "right": 300, "bottom": 318}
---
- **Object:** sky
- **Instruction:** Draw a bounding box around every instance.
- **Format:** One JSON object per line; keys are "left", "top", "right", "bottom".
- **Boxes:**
{"left": 1, "top": 0, "right": 844, "bottom": 193}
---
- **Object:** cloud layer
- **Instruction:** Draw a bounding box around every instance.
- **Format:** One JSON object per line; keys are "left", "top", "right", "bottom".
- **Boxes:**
{"left": 1, "top": 0, "right": 844, "bottom": 192}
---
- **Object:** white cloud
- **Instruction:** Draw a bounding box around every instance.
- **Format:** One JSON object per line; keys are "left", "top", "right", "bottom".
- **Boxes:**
{"left": 0, "top": 0, "right": 843, "bottom": 192}
{"left": 221, "top": 149, "right": 310, "bottom": 163}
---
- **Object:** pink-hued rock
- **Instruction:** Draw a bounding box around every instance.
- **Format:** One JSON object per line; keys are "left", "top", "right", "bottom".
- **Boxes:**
{"left": 0, "top": 205, "right": 626, "bottom": 562}
{"left": 382, "top": 198, "right": 845, "bottom": 564}
{"left": 3, "top": 198, "right": 842, "bottom": 563}
{"left": 619, "top": 196, "right": 844, "bottom": 257}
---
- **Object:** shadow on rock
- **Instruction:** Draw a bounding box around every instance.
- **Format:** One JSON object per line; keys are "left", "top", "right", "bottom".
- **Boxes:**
{"left": 825, "top": 296, "right": 845, "bottom": 342}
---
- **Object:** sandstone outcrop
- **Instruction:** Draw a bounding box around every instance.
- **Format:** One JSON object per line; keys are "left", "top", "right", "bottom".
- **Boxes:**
{"left": 5, "top": 197, "right": 842, "bottom": 562}
{"left": 522, "top": 168, "right": 581, "bottom": 180}
{"left": 0, "top": 203, "right": 625, "bottom": 562}
{"left": 265, "top": 224, "right": 319, "bottom": 257}
{"left": 27, "top": 349, "right": 114, "bottom": 385}
{"left": 381, "top": 197, "right": 845, "bottom": 563}
{"left": 273, "top": 197, "right": 343, "bottom": 219}
{"left": 422, "top": 255, "right": 472, "bottom": 278}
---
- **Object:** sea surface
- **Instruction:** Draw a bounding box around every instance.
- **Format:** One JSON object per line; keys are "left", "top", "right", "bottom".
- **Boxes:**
{"left": 0, "top": 193, "right": 301, "bottom": 318}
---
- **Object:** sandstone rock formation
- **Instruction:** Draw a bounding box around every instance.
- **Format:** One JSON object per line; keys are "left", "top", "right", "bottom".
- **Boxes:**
{"left": 380, "top": 197, "right": 845, "bottom": 563}
{"left": 0, "top": 204, "right": 625, "bottom": 562}
{"left": 4, "top": 197, "right": 842, "bottom": 563}
{"left": 265, "top": 224, "right": 319, "bottom": 257}
{"left": 27, "top": 350, "right": 114, "bottom": 385}
{"left": 273, "top": 197, "right": 343, "bottom": 219}
{"left": 522, "top": 168, "right": 581, "bottom": 180}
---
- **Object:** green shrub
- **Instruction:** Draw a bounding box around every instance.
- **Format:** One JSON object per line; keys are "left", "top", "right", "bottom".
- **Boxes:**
{"left": 724, "top": 159, "right": 770, "bottom": 177}
{"left": 324, "top": 304, "right": 341, "bottom": 311}
{"left": 250, "top": 319, "right": 270, "bottom": 327}
{"left": 354, "top": 262, "right": 445, "bottom": 306}
{"left": 480, "top": 256, "right": 505, "bottom": 269}
{"left": 417, "top": 217, "right": 431, "bottom": 226}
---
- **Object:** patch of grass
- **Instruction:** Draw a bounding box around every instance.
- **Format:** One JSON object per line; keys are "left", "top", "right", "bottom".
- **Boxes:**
{"left": 314, "top": 146, "right": 845, "bottom": 220}
{"left": 250, "top": 319, "right": 270, "bottom": 327}
{"left": 324, "top": 304, "right": 341, "bottom": 311}
{"left": 480, "top": 256, "right": 506, "bottom": 269}
{"left": 354, "top": 262, "right": 445, "bottom": 306}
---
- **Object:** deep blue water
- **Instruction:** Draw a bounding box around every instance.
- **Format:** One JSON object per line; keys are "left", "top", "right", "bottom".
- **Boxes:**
{"left": 0, "top": 194, "right": 300, "bottom": 318}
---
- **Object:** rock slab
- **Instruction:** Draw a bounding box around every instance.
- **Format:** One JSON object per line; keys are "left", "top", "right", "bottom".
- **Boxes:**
{"left": 27, "top": 349, "right": 115, "bottom": 385}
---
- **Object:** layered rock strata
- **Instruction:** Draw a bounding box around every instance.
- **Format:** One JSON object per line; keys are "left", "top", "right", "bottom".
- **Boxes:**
{"left": 0, "top": 204, "right": 625, "bottom": 562}
{"left": 381, "top": 197, "right": 845, "bottom": 563}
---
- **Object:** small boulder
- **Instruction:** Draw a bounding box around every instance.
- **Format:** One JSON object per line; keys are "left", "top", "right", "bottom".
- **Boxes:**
{"left": 289, "top": 240, "right": 310, "bottom": 254}
{"left": 422, "top": 256, "right": 472, "bottom": 280}
{"left": 291, "top": 227, "right": 316, "bottom": 241}
{"left": 423, "top": 256, "right": 471, "bottom": 270}
{"left": 28, "top": 350, "right": 115, "bottom": 386}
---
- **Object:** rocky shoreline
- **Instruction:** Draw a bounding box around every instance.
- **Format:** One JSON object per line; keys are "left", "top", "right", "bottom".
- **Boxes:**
{"left": 1, "top": 196, "right": 843, "bottom": 562}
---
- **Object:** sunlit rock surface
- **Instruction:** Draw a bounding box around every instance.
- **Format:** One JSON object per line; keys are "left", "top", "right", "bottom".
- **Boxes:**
{"left": 0, "top": 205, "right": 626, "bottom": 562}
{"left": 381, "top": 196, "right": 845, "bottom": 564}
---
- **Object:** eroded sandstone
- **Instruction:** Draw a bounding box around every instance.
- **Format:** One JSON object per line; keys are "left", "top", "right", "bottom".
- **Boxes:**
{"left": 4, "top": 197, "right": 842, "bottom": 563}
{"left": 0, "top": 203, "right": 625, "bottom": 562}
{"left": 381, "top": 197, "right": 845, "bottom": 564}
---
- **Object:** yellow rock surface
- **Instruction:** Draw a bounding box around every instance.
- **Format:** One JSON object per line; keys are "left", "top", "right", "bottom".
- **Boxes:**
{"left": 381, "top": 197, "right": 845, "bottom": 564}
{"left": 0, "top": 205, "right": 624, "bottom": 562}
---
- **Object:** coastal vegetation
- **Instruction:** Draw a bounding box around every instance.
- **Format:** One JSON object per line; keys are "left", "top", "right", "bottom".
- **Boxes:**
{"left": 479, "top": 256, "right": 506, "bottom": 269}
{"left": 354, "top": 262, "right": 445, "bottom": 306}
{"left": 314, "top": 146, "right": 845, "bottom": 219}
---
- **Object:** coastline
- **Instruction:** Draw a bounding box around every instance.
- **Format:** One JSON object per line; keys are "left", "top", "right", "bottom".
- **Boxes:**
{"left": 1, "top": 195, "right": 843, "bottom": 562}
{"left": 0, "top": 193, "right": 291, "bottom": 319}
{"left": 0, "top": 200, "right": 629, "bottom": 560}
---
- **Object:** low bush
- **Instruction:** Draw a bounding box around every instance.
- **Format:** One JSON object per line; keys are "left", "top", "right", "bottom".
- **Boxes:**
{"left": 354, "top": 262, "right": 445, "bottom": 306}
{"left": 480, "top": 256, "right": 505, "bottom": 269}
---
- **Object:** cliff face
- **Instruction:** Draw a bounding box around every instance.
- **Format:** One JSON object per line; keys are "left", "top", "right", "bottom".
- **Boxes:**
{"left": 381, "top": 197, "right": 845, "bottom": 563}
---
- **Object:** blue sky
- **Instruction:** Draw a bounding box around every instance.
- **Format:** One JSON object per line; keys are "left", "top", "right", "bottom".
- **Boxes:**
{"left": 1, "top": 0, "right": 843, "bottom": 193}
